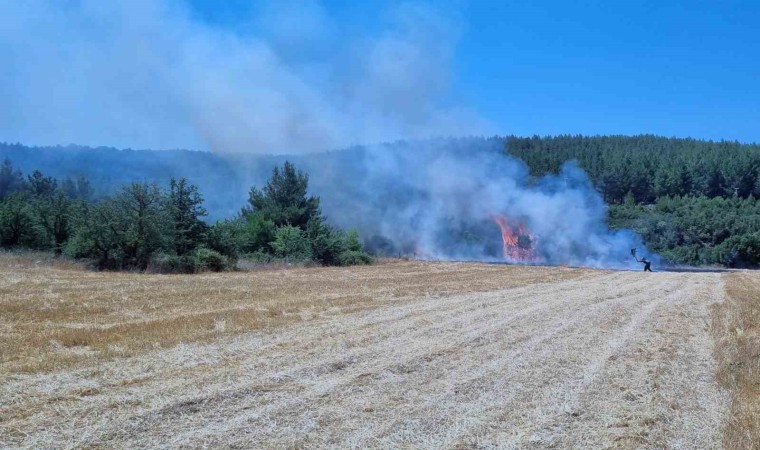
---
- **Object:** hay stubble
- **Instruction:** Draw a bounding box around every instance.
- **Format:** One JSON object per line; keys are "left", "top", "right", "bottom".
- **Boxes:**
{"left": 0, "top": 256, "right": 753, "bottom": 448}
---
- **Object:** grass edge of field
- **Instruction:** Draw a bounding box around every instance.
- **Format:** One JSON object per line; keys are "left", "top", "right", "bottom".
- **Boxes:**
{"left": 712, "top": 272, "right": 760, "bottom": 449}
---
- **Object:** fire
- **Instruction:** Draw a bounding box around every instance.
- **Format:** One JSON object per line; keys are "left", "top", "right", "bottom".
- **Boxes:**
{"left": 490, "top": 215, "right": 538, "bottom": 261}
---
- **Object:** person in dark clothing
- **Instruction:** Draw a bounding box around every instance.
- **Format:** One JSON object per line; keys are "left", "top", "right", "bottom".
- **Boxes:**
{"left": 637, "top": 257, "right": 652, "bottom": 272}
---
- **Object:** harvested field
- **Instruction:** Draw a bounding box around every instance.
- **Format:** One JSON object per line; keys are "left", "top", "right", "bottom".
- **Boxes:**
{"left": 0, "top": 255, "right": 756, "bottom": 449}
{"left": 712, "top": 272, "right": 760, "bottom": 449}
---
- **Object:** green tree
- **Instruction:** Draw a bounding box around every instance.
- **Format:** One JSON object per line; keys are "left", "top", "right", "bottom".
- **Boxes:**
{"left": 0, "top": 193, "right": 36, "bottom": 247}
{"left": 241, "top": 214, "right": 276, "bottom": 253}
{"left": 344, "top": 229, "right": 363, "bottom": 252}
{"left": 205, "top": 218, "right": 245, "bottom": 263}
{"left": 62, "top": 175, "right": 93, "bottom": 200}
{"left": 704, "top": 169, "right": 726, "bottom": 198}
{"left": 27, "top": 170, "right": 57, "bottom": 197}
{"left": 241, "top": 161, "right": 371, "bottom": 266}
{"left": 68, "top": 183, "right": 170, "bottom": 269}
{"left": 0, "top": 159, "right": 26, "bottom": 200}
{"left": 244, "top": 161, "right": 320, "bottom": 229}
{"left": 34, "top": 193, "right": 72, "bottom": 254}
{"left": 271, "top": 225, "right": 312, "bottom": 262}
{"left": 119, "top": 183, "right": 170, "bottom": 268}
{"left": 168, "top": 178, "right": 208, "bottom": 256}
{"left": 306, "top": 216, "right": 345, "bottom": 265}
{"left": 66, "top": 200, "right": 125, "bottom": 267}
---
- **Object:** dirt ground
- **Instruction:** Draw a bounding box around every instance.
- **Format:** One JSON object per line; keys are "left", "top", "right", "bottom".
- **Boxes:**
{"left": 0, "top": 257, "right": 755, "bottom": 449}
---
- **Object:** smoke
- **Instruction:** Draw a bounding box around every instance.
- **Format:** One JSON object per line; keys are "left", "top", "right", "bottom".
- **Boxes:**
{"left": 305, "top": 139, "right": 660, "bottom": 270}
{"left": 1, "top": 1, "right": 658, "bottom": 269}
{"left": 0, "top": 0, "right": 492, "bottom": 153}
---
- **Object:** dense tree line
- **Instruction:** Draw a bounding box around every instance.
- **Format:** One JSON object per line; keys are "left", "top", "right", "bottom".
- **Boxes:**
{"left": 609, "top": 195, "right": 760, "bottom": 267}
{"left": 0, "top": 159, "right": 371, "bottom": 271}
{"left": 4, "top": 135, "right": 759, "bottom": 267}
{"left": 506, "top": 135, "right": 760, "bottom": 266}
{"left": 506, "top": 135, "right": 760, "bottom": 204}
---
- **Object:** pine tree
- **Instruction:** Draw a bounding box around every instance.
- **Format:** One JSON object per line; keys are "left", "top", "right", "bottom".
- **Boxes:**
{"left": 168, "top": 178, "right": 208, "bottom": 256}
{"left": 0, "top": 159, "right": 25, "bottom": 200}
{"left": 35, "top": 193, "right": 71, "bottom": 254}
{"left": 245, "top": 161, "right": 320, "bottom": 229}
{"left": 27, "top": 170, "right": 57, "bottom": 197}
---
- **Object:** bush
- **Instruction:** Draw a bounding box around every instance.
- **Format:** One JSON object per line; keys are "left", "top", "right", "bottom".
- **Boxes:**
{"left": 344, "top": 229, "right": 362, "bottom": 252}
{"left": 242, "top": 214, "right": 276, "bottom": 253}
{"left": 307, "top": 218, "right": 345, "bottom": 265}
{"left": 148, "top": 248, "right": 230, "bottom": 273}
{"left": 148, "top": 253, "right": 195, "bottom": 274}
{"left": 271, "top": 225, "right": 312, "bottom": 262}
{"left": 193, "top": 247, "right": 229, "bottom": 272}
{"left": 63, "top": 231, "right": 93, "bottom": 259}
{"left": 716, "top": 232, "right": 760, "bottom": 267}
{"left": 205, "top": 218, "right": 245, "bottom": 263}
{"left": 0, "top": 194, "right": 39, "bottom": 247}
{"left": 244, "top": 250, "right": 275, "bottom": 264}
{"left": 338, "top": 250, "right": 373, "bottom": 266}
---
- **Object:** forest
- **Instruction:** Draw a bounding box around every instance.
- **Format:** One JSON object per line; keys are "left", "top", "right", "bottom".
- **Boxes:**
{"left": 506, "top": 135, "right": 760, "bottom": 266}
{"left": 0, "top": 159, "right": 371, "bottom": 271}
{"left": 1, "top": 135, "right": 759, "bottom": 268}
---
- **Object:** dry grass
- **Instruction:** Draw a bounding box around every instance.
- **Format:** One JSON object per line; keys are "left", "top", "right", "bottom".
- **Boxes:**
{"left": 3, "top": 251, "right": 757, "bottom": 448}
{"left": 1, "top": 263, "right": 732, "bottom": 449}
{"left": 712, "top": 272, "right": 760, "bottom": 449}
{"left": 0, "top": 249, "right": 87, "bottom": 272}
{"left": 0, "top": 253, "right": 586, "bottom": 374}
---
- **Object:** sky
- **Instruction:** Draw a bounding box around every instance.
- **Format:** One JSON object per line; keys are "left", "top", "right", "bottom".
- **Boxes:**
{"left": 190, "top": 0, "right": 760, "bottom": 143}
{"left": 453, "top": 1, "right": 760, "bottom": 142}
{"left": 1, "top": 0, "right": 759, "bottom": 151}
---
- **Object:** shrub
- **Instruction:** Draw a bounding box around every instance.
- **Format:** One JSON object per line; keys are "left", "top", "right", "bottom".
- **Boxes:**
{"left": 716, "top": 232, "right": 760, "bottom": 267}
{"left": 307, "top": 218, "right": 345, "bottom": 266}
{"left": 205, "top": 219, "right": 245, "bottom": 263}
{"left": 147, "top": 253, "right": 196, "bottom": 274}
{"left": 344, "top": 229, "right": 362, "bottom": 252}
{"left": 193, "top": 247, "right": 229, "bottom": 272}
{"left": 242, "top": 214, "right": 276, "bottom": 253}
{"left": 271, "top": 225, "right": 312, "bottom": 262}
{"left": 148, "top": 249, "right": 230, "bottom": 273}
{"left": 338, "top": 250, "right": 373, "bottom": 266}
{"left": 244, "top": 250, "right": 275, "bottom": 264}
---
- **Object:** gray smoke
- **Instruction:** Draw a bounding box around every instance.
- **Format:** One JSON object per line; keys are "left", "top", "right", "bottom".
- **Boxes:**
{"left": 304, "top": 139, "right": 659, "bottom": 270}
{"left": 1, "top": 1, "right": 658, "bottom": 269}
{"left": 0, "top": 0, "right": 491, "bottom": 152}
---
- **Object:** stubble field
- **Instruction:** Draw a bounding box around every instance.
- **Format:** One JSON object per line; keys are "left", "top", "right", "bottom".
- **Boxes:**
{"left": 1, "top": 254, "right": 757, "bottom": 449}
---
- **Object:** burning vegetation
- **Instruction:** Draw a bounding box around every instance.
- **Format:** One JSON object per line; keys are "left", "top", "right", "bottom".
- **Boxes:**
{"left": 491, "top": 215, "right": 539, "bottom": 262}
{"left": 327, "top": 141, "right": 654, "bottom": 270}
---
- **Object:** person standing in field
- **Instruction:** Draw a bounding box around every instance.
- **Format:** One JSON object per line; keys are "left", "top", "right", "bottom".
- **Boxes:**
{"left": 636, "top": 256, "right": 653, "bottom": 272}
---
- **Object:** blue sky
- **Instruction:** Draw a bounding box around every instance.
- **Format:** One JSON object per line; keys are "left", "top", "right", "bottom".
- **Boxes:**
{"left": 2, "top": 1, "right": 758, "bottom": 150}
{"left": 191, "top": 0, "right": 760, "bottom": 143}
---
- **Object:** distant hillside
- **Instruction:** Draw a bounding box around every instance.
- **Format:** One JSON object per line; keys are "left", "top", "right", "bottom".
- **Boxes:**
{"left": 5, "top": 135, "right": 759, "bottom": 210}
{"left": 3, "top": 136, "right": 759, "bottom": 266}
{"left": 0, "top": 143, "right": 262, "bottom": 219}
{"left": 0, "top": 138, "right": 503, "bottom": 221}
{"left": 505, "top": 135, "right": 760, "bottom": 203}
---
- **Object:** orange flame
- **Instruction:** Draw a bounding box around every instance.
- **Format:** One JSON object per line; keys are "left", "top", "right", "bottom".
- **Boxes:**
{"left": 490, "top": 215, "right": 538, "bottom": 261}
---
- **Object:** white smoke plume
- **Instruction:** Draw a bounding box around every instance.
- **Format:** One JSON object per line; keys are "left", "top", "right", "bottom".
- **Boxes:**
{"left": 0, "top": 1, "right": 659, "bottom": 269}
{"left": 306, "top": 139, "right": 660, "bottom": 270}
{"left": 0, "top": 0, "right": 492, "bottom": 152}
